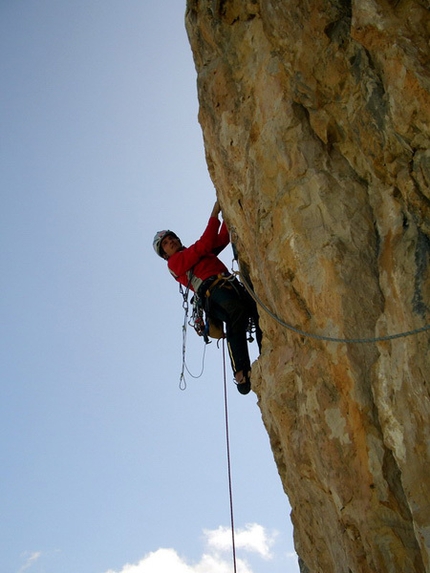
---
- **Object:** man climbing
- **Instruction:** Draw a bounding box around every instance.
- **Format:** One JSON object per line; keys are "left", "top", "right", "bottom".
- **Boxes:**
{"left": 153, "top": 201, "right": 262, "bottom": 395}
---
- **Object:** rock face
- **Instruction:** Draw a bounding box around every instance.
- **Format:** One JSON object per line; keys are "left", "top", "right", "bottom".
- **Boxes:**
{"left": 185, "top": 1, "right": 430, "bottom": 571}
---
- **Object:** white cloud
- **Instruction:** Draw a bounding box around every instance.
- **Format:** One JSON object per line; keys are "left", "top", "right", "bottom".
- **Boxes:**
{"left": 104, "top": 523, "right": 278, "bottom": 573}
{"left": 17, "top": 552, "right": 42, "bottom": 573}
{"left": 104, "top": 547, "right": 252, "bottom": 573}
{"left": 104, "top": 548, "right": 191, "bottom": 573}
{"left": 205, "top": 523, "right": 276, "bottom": 559}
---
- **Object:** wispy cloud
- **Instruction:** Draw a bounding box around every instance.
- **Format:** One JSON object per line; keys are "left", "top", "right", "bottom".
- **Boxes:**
{"left": 104, "top": 523, "right": 278, "bottom": 573}
{"left": 18, "top": 552, "right": 42, "bottom": 573}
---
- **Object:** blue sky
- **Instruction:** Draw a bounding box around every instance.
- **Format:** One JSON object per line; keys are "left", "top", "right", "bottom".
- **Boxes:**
{"left": 1, "top": 2, "right": 299, "bottom": 572}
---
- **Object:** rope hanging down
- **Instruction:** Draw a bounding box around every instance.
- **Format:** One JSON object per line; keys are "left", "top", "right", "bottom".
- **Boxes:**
{"left": 222, "top": 338, "right": 237, "bottom": 573}
{"left": 230, "top": 233, "right": 430, "bottom": 345}
{"left": 179, "top": 290, "right": 237, "bottom": 570}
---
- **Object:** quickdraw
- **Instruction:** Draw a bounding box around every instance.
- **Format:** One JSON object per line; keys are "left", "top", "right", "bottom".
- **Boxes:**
{"left": 190, "top": 295, "right": 208, "bottom": 341}
{"left": 179, "top": 282, "right": 207, "bottom": 390}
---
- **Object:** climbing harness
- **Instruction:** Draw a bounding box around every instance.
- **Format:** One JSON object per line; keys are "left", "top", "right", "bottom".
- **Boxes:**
{"left": 200, "top": 272, "right": 254, "bottom": 342}
{"left": 222, "top": 337, "right": 238, "bottom": 573}
{"left": 230, "top": 228, "right": 430, "bottom": 344}
{"left": 178, "top": 266, "right": 260, "bottom": 388}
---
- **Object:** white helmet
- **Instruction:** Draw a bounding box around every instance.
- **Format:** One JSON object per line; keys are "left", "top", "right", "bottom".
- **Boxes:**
{"left": 153, "top": 230, "right": 180, "bottom": 258}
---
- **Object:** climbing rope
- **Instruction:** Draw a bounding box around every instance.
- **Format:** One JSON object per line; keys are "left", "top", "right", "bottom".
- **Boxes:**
{"left": 222, "top": 337, "right": 237, "bottom": 573}
{"left": 179, "top": 286, "right": 207, "bottom": 390}
{"left": 233, "top": 265, "right": 430, "bottom": 343}
{"left": 179, "top": 279, "right": 237, "bottom": 571}
{"left": 229, "top": 231, "right": 430, "bottom": 344}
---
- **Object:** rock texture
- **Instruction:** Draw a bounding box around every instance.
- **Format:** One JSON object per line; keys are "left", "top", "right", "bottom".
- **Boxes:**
{"left": 185, "top": 1, "right": 430, "bottom": 571}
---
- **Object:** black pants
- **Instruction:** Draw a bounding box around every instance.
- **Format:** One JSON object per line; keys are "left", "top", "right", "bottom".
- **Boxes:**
{"left": 206, "top": 279, "right": 262, "bottom": 376}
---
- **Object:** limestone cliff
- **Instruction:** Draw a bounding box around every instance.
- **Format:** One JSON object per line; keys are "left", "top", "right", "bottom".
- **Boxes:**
{"left": 185, "top": 1, "right": 430, "bottom": 571}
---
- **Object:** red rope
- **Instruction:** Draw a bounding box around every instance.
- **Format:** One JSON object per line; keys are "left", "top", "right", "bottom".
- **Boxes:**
{"left": 222, "top": 338, "right": 237, "bottom": 573}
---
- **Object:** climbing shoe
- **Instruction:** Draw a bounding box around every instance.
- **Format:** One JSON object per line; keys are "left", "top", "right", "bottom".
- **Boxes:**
{"left": 235, "top": 371, "right": 251, "bottom": 395}
{"left": 237, "top": 379, "right": 251, "bottom": 395}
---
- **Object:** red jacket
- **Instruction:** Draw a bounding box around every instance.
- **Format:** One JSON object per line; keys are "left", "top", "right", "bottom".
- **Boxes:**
{"left": 168, "top": 217, "right": 230, "bottom": 292}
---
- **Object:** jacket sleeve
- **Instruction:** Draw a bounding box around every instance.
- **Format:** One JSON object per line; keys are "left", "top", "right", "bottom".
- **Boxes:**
{"left": 168, "top": 216, "right": 221, "bottom": 277}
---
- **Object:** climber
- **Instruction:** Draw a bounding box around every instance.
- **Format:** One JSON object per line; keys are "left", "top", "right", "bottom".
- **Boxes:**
{"left": 153, "top": 200, "right": 262, "bottom": 395}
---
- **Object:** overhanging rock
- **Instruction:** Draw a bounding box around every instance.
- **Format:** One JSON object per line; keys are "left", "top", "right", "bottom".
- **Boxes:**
{"left": 186, "top": 2, "right": 430, "bottom": 571}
